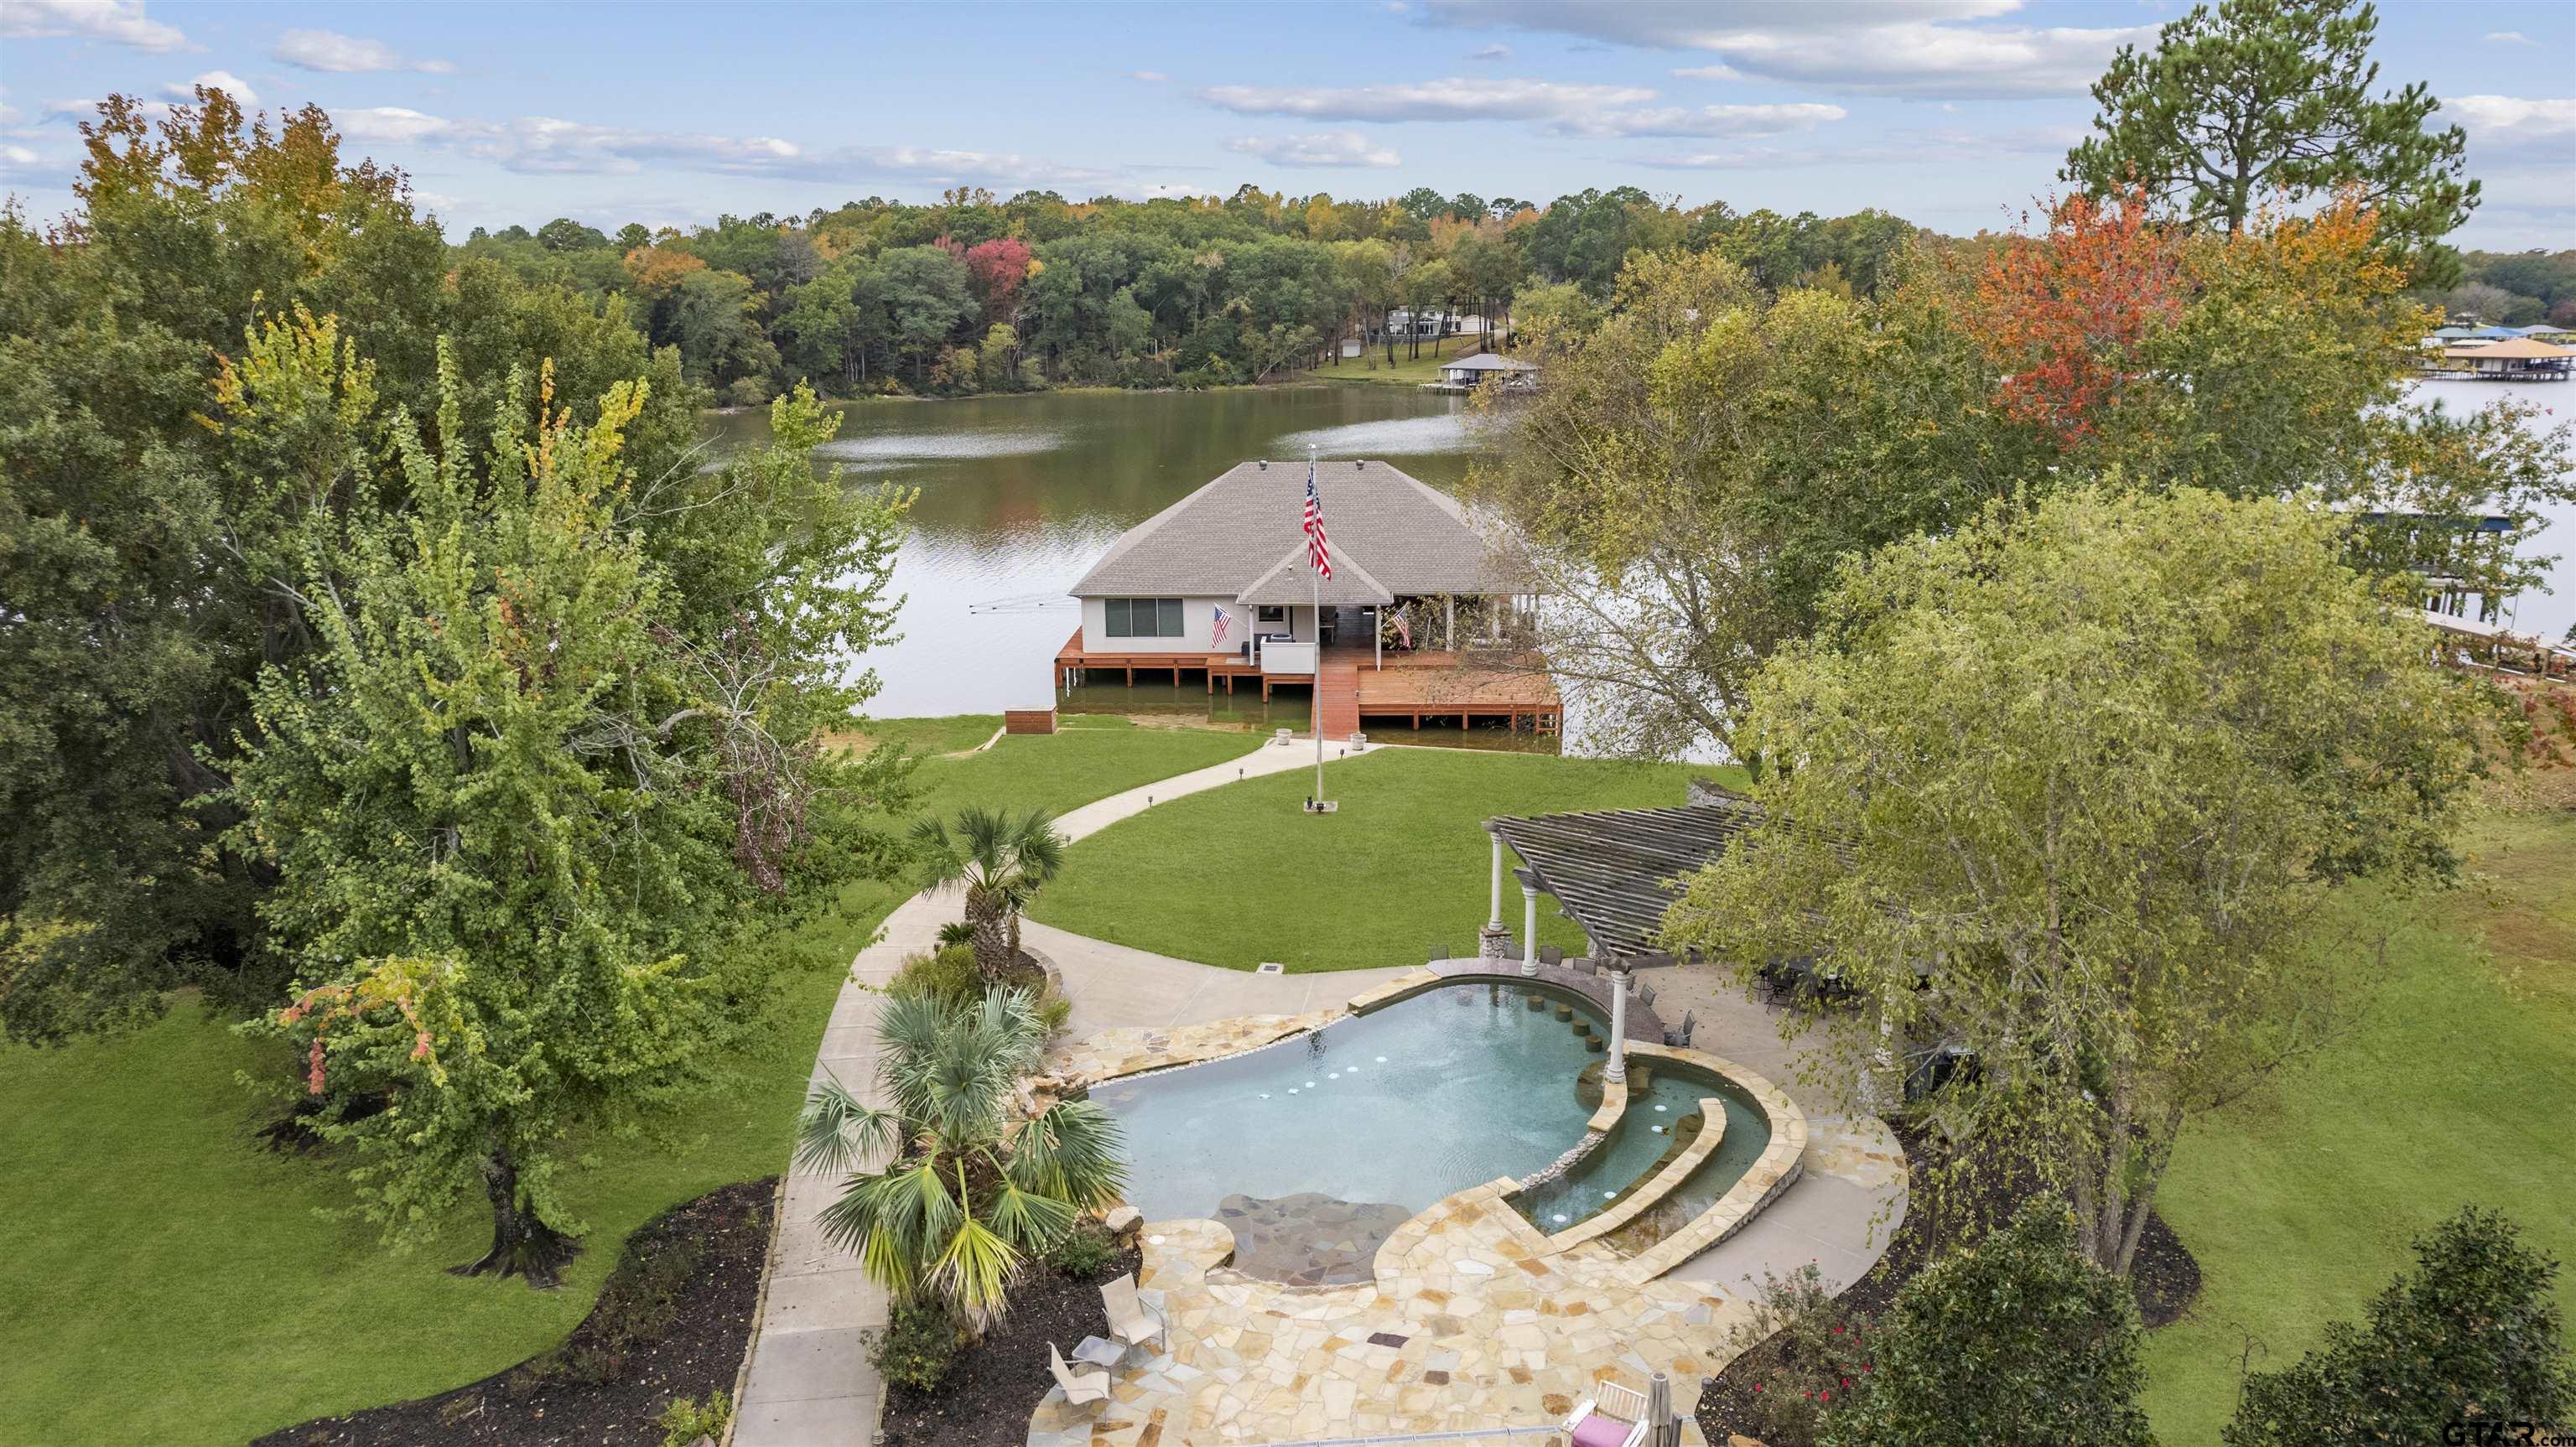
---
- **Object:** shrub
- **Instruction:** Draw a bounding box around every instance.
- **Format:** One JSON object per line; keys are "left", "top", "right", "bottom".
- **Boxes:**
{"left": 870, "top": 1299, "right": 963, "bottom": 1393}
{"left": 937, "top": 919, "right": 976, "bottom": 949}
{"left": 722, "top": 376, "right": 771, "bottom": 408}
{"left": 1721, "top": 1263, "right": 1875, "bottom": 1447}
{"left": 1050, "top": 1219, "right": 1117, "bottom": 1278}
{"left": 2225, "top": 1206, "right": 2568, "bottom": 1446}
{"left": 886, "top": 943, "right": 980, "bottom": 1005}
{"left": 1822, "top": 1199, "right": 2153, "bottom": 1447}
{"left": 657, "top": 1389, "right": 730, "bottom": 1446}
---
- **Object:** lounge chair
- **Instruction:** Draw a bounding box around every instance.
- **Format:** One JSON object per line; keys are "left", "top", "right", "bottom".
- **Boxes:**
{"left": 1563, "top": 1381, "right": 1653, "bottom": 1447}
{"left": 1048, "top": 1341, "right": 1110, "bottom": 1405}
{"left": 1100, "top": 1272, "right": 1166, "bottom": 1350}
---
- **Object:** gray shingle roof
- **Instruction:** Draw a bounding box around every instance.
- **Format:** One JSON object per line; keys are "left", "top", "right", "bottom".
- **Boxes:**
{"left": 1443, "top": 352, "right": 1538, "bottom": 373}
{"left": 1068, "top": 459, "right": 1513, "bottom": 603}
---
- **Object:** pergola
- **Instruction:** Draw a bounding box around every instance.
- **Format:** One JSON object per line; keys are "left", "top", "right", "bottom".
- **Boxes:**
{"left": 1478, "top": 792, "right": 1765, "bottom": 1080}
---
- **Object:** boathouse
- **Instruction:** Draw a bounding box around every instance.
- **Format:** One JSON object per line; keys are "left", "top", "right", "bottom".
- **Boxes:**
{"left": 1056, "top": 459, "right": 1559, "bottom": 736}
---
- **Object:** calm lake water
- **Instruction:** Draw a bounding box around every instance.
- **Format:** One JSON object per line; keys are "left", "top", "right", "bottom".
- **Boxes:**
{"left": 703, "top": 384, "right": 1498, "bottom": 729}
{"left": 701, "top": 376, "right": 2573, "bottom": 737}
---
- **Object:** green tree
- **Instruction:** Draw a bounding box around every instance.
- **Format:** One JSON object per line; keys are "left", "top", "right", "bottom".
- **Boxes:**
{"left": 1476, "top": 248, "right": 2038, "bottom": 761}
{"left": 796, "top": 988, "right": 1126, "bottom": 1331}
{"left": 1667, "top": 486, "right": 2490, "bottom": 1273}
{"left": 2062, "top": 0, "right": 2475, "bottom": 278}
{"left": 226, "top": 327, "right": 912, "bottom": 1284}
{"left": 1822, "top": 1201, "right": 2155, "bottom": 1447}
{"left": 2225, "top": 1206, "right": 2569, "bottom": 1446}
{"left": 911, "top": 806, "right": 1067, "bottom": 982}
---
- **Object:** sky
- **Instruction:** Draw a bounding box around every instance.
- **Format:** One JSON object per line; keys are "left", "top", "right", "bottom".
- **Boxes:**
{"left": 1, "top": 0, "right": 2570, "bottom": 249}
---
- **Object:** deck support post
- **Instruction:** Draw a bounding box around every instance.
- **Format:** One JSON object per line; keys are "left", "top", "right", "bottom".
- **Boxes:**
{"left": 1606, "top": 963, "right": 1629, "bottom": 1084}
{"left": 1521, "top": 883, "right": 1540, "bottom": 978}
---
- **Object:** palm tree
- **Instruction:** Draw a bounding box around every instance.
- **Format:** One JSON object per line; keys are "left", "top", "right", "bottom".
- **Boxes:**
{"left": 911, "top": 806, "right": 1066, "bottom": 982}
{"left": 796, "top": 988, "right": 1126, "bottom": 1333}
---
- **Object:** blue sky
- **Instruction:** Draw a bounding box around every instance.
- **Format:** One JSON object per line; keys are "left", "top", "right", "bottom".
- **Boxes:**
{"left": 3, "top": 0, "right": 2570, "bottom": 247}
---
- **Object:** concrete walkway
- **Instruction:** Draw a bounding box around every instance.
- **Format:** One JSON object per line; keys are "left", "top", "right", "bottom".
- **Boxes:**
{"left": 733, "top": 736, "right": 1381, "bottom": 1447}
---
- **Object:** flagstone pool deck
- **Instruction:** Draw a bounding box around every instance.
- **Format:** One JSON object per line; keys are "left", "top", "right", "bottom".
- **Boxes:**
{"left": 735, "top": 739, "right": 1908, "bottom": 1447}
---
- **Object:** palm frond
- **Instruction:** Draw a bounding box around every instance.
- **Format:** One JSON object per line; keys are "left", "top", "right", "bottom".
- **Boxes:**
{"left": 794, "top": 1072, "right": 901, "bottom": 1176}
{"left": 1011, "top": 1097, "right": 1130, "bottom": 1210}
{"left": 929, "top": 1214, "right": 1025, "bottom": 1329}
{"left": 985, "top": 1179, "right": 1081, "bottom": 1253}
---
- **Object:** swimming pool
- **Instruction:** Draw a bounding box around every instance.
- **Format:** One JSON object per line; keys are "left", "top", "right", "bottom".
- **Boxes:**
{"left": 1088, "top": 980, "right": 1607, "bottom": 1223}
{"left": 1513, "top": 1061, "right": 1771, "bottom": 1235}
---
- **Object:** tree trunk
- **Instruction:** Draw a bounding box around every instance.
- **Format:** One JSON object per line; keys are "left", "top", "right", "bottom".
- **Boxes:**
{"left": 454, "top": 1144, "right": 580, "bottom": 1288}
{"left": 970, "top": 905, "right": 1010, "bottom": 983}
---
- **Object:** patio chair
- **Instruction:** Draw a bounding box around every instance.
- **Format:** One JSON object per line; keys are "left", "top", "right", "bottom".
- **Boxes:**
{"left": 1048, "top": 1342, "right": 1110, "bottom": 1406}
{"left": 1100, "top": 1272, "right": 1166, "bottom": 1351}
{"left": 1562, "top": 1380, "right": 1653, "bottom": 1447}
{"left": 1664, "top": 1010, "right": 1696, "bottom": 1048}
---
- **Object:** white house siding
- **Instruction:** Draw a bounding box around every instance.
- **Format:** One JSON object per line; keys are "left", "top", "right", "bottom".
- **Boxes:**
{"left": 1078, "top": 599, "right": 1322, "bottom": 656}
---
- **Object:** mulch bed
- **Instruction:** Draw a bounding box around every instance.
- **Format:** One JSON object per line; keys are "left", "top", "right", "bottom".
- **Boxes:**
{"left": 1696, "top": 1122, "right": 2201, "bottom": 1443}
{"left": 880, "top": 1238, "right": 1145, "bottom": 1447}
{"left": 256, "top": 1179, "right": 775, "bottom": 1447}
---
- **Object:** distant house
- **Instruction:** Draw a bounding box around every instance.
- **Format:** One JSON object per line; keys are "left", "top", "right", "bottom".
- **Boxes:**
{"left": 2436, "top": 337, "right": 2574, "bottom": 381}
{"left": 1435, "top": 352, "right": 1540, "bottom": 390}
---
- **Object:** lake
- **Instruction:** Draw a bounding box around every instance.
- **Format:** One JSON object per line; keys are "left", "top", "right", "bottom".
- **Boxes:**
{"left": 703, "top": 384, "right": 1499, "bottom": 734}
{"left": 703, "top": 377, "right": 2574, "bottom": 739}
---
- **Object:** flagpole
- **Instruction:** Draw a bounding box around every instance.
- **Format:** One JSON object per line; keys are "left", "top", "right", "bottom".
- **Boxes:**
{"left": 1311, "top": 446, "right": 1326, "bottom": 806}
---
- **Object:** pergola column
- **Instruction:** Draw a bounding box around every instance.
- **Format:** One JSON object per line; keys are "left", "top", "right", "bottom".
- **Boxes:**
{"left": 1520, "top": 883, "right": 1540, "bottom": 978}
{"left": 1605, "top": 963, "right": 1629, "bottom": 1083}
{"left": 1488, "top": 834, "right": 1504, "bottom": 931}
{"left": 1477, "top": 834, "right": 1513, "bottom": 962}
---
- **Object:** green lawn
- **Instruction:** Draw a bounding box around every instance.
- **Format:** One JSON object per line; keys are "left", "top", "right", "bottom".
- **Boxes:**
{"left": 1030, "top": 744, "right": 1718, "bottom": 972}
{"left": 2140, "top": 807, "right": 2576, "bottom": 1443}
{"left": 1306, "top": 345, "right": 1488, "bottom": 387}
{"left": 0, "top": 714, "right": 1254, "bottom": 1445}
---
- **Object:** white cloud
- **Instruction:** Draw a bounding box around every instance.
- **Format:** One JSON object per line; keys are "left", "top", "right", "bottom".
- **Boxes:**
{"left": 1415, "top": 0, "right": 2147, "bottom": 98}
{"left": 271, "top": 28, "right": 455, "bottom": 75}
{"left": 326, "top": 106, "right": 1124, "bottom": 190}
{"left": 1123, "top": 70, "right": 1169, "bottom": 83}
{"left": 2483, "top": 31, "right": 2537, "bottom": 47}
{"left": 1633, "top": 123, "right": 2075, "bottom": 170}
{"left": 1227, "top": 132, "right": 1404, "bottom": 168}
{"left": 46, "top": 96, "right": 172, "bottom": 122}
{"left": 1, "top": 0, "right": 190, "bottom": 54}
{"left": 2450, "top": 94, "right": 2576, "bottom": 152}
{"left": 1468, "top": 43, "right": 1510, "bottom": 60}
{"left": 1555, "top": 101, "right": 1844, "bottom": 138}
{"left": 1670, "top": 63, "right": 1742, "bottom": 80}
{"left": 166, "top": 71, "right": 258, "bottom": 107}
{"left": 3, "top": 143, "right": 41, "bottom": 167}
{"left": 1198, "top": 76, "right": 1655, "bottom": 122}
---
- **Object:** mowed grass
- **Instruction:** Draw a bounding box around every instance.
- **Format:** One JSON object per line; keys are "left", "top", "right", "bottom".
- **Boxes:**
{"left": 1030, "top": 744, "right": 1719, "bottom": 972}
{"left": 0, "top": 715, "right": 1254, "bottom": 1445}
{"left": 2140, "top": 807, "right": 2576, "bottom": 1443}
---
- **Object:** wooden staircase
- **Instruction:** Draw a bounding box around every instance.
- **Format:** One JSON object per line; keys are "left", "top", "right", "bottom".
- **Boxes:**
{"left": 1316, "top": 657, "right": 1362, "bottom": 739}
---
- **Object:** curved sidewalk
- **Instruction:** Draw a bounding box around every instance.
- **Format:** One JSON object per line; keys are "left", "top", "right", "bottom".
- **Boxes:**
{"left": 732, "top": 738, "right": 1381, "bottom": 1447}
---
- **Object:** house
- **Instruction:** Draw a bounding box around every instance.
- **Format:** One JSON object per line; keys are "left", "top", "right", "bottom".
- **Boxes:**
{"left": 1055, "top": 459, "right": 1560, "bottom": 734}
{"left": 1434, "top": 352, "right": 1540, "bottom": 390}
{"left": 2436, "top": 336, "right": 2574, "bottom": 381}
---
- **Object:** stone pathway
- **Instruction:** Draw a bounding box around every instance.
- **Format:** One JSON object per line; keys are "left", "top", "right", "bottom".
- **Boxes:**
{"left": 734, "top": 737, "right": 1383, "bottom": 1447}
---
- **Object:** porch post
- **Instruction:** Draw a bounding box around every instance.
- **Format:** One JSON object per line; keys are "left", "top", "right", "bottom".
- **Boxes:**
{"left": 1606, "top": 962, "right": 1628, "bottom": 1084}
{"left": 1521, "top": 883, "right": 1540, "bottom": 978}
{"left": 1445, "top": 595, "right": 1456, "bottom": 651}
{"left": 1374, "top": 605, "right": 1382, "bottom": 670}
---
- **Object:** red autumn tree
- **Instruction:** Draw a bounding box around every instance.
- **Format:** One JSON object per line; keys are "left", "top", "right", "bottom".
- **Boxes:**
{"left": 962, "top": 236, "right": 1034, "bottom": 325}
{"left": 1966, "top": 192, "right": 2185, "bottom": 447}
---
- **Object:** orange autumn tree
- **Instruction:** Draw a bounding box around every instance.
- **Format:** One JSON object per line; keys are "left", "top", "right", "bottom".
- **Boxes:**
{"left": 1965, "top": 191, "right": 2185, "bottom": 449}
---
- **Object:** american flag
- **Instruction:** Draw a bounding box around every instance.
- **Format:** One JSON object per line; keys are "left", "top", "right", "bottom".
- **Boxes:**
{"left": 1210, "top": 606, "right": 1230, "bottom": 648}
{"left": 1303, "top": 461, "right": 1332, "bottom": 580}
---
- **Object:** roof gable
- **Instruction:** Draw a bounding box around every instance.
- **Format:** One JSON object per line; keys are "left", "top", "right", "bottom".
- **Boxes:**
{"left": 1068, "top": 459, "right": 1512, "bottom": 599}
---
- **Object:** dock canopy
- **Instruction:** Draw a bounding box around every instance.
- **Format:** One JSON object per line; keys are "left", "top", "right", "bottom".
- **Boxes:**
{"left": 1486, "top": 793, "right": 1764, "bottom": 958}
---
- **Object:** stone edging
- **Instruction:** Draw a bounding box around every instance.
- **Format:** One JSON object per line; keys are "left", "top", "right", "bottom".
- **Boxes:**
{"left": 1614, "top": 1040, "right": 1810, "bottom": 1284}
{"left": 1535, "top": 1095, "right": 1731, "bottom": 1253}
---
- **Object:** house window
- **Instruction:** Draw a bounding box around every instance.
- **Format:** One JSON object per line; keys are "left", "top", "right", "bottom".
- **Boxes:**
{"left": 1104, "top": 597, "right": 1185, "bottom": 639}
{"left": 1256, "top": 604, "right": 1287, "bottom": 625}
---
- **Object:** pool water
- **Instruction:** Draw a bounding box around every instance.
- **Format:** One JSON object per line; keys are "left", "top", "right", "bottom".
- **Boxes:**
{"left": 1088, "top": 982, "right": 1604, "bottom": 1221}
{"left": 1514, "top": 1063, "right": 1771, "bottom": 1235}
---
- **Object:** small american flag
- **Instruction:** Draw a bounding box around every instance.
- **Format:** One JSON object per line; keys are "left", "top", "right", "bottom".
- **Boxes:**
{"left": 1391, "top": 605, "right": 1411, "bottom": 649}
{"left": 1304, "top": 460, "right": 1332, "bottom": 580}
{"left": 1210, "top": 606, "right": 1230, "bottom": 648}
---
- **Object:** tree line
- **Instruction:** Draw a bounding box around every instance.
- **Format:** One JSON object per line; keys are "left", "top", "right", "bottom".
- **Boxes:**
{"left": 459, "top": 186, "right": 1925, "bottom": 403}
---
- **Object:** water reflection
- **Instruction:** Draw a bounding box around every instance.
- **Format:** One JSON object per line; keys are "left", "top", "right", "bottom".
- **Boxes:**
{"left": 702, "top": 386, "right": 1482, "bottom": 718}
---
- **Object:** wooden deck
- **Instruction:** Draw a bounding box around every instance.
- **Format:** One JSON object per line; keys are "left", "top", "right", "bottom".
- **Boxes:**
{"left": 1052, "top": 629, "right": 1560, "bottom": 735}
